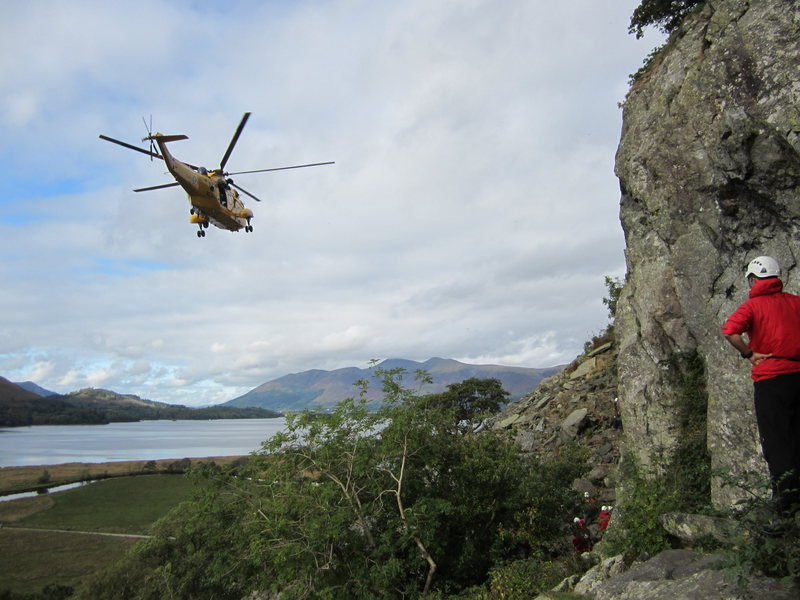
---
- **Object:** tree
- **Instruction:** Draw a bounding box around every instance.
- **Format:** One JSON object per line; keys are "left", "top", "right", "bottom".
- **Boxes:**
{"left": 427, "top": 377, "right": 509, "bottom": 433}
{"left": 76, "top": 370, "right": 585, "bottom": 600}
{"left": 603, "top": 275, "right": 623, "bottom": 321}
{"left": 629, "top": 0, "right": 704, "bottom": 39}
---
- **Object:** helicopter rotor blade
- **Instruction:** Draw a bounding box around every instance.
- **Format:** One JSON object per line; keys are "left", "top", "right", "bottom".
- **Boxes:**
{"left": 133, "top": 182, "right": 181, "bottom": 192}
{"left": 230, "top": 182, "right": 262, "bottom": 202}
{"left": 99, "top": 134, "right": 163, "bottom": 160}
{"left": 219, "top": 112, "right": 251, "bottom": 171}
{"left": 226, "top": 161, "right": 335, "bottom": 176}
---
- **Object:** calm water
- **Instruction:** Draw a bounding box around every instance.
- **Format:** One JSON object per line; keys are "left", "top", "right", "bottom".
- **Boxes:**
{"left": 0, "top": 418, "right": 287, "bottom": 467}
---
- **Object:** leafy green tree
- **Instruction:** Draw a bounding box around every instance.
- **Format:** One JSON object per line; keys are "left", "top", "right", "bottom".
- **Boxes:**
{"left": 425, "top": 377, "right": 509, "bottom": 434}
{"left": 76, "top": 370, "right": 585, "bottom": 600}
{"left": 603, "top": 275, "right": 623, "bottom": 321}
{"left": 629, "top": 0, "right": 704, "bottom": 38}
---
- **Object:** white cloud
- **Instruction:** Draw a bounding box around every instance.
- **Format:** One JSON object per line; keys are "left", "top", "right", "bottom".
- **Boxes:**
{"left": 1, "top": 0, "right": 662, "bottom": 406}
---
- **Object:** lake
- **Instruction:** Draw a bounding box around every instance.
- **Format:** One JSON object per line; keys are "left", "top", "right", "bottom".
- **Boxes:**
{"left": 0, "top": 418, "right": 287, "bottom": 467}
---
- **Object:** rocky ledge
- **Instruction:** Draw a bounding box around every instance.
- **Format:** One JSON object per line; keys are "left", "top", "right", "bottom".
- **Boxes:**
{"left": 489, "top": 336, "right": 621, "bottom": 505}
{"left": 542, "top": 549, "right": 799, "bottom": 600}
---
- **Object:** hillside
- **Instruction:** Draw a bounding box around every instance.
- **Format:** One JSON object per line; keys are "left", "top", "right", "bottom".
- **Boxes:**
{"left": 0, "top": 377, "right": 40, "bottom": 403}
{"left": 14, "top": 381, "right": 57, "bottom": 397}
{"left": 223, "top": 357, "right": 563, "bottom": 412}
{"left": 0, "top": 385, "right": 281, "bottom": 427}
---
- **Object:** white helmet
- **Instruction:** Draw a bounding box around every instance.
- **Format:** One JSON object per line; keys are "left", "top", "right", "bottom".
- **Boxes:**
{"left": 746, "top": 256, "right": 781, "bottom": 280}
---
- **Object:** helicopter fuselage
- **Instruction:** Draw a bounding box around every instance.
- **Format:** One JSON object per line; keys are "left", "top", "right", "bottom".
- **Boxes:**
{"left": 100, "top": 112, "right": 332, "bottom": 238}
{"left": 150, "top": 134, "right": 254, "bottom": 235}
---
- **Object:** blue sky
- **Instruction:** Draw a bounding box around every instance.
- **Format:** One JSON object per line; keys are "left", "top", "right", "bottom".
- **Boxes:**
{"left": 0, "top": 1, "right": 662, "bottom": 406}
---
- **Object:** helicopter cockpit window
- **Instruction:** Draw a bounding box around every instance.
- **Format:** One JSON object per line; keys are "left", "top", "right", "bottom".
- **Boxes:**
{"left": 198, "top": 167, "right": 208, "bottom": 175}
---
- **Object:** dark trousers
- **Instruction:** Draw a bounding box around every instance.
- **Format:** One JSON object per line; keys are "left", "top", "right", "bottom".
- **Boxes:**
{"left": 754, "top": 372, "right": 800, "bottom": 512}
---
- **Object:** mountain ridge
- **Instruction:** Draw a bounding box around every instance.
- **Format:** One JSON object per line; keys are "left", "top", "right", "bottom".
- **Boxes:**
{"left": 0, "top": 376, "right": 41, "bottom": 402}
{"left": 224, "top": 357, "right": 563, "bottom": 412}
{"left": 14, "top": 381, "right": 58, "bottom": 397}
{"left": 0, "top": 384, "right": 281, "bottom": 427}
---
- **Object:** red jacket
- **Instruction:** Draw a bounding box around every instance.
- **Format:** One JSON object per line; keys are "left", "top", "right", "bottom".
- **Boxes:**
{"left": 722, "top": 278, "right": 800, "bottom": 381}
{"left": 598, "top": 510, "right": 612, "bottom": 532}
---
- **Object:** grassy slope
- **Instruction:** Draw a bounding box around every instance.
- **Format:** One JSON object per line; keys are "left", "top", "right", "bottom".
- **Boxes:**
{"left": 16, "top": 474, "right": 194, "bottom": 534}
{"left": 0, "top": 529, "right": 138, "bottom": 595}
{"left": 0, "top": 456, "right": 243, "bottom": 495}
{"left": 0, "top": 473, "right": 195, "bottom": 595}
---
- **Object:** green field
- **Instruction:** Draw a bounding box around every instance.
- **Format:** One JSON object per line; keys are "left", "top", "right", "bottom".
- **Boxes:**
{"left": 0, "top": 473, "right": 195, "bottom": 596}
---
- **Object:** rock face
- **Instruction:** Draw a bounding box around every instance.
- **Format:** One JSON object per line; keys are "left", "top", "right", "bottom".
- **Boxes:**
{"left": 615, "top": 0, "right": 800, "bottom": 507}
{"left": 489, "top": 338, "right": 621, "bottom": 504}
{"left": 554, "top": 550, "right": 800, "bottom": 600}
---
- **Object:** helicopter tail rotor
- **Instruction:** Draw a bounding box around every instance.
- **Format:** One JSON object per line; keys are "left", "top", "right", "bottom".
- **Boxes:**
{"left": 142, "top": 115, "right": 156, "bottom": 161}
{"left": 99, "top": 134, "right": 163, "bottom": 160}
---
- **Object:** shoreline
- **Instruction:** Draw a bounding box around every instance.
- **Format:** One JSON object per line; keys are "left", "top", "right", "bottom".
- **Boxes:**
{"left": 0, "top": 456, "right": 247, "bottom": 496}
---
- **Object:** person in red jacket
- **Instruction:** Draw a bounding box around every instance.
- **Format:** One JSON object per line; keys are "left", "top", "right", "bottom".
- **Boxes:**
{"left": 597, "top": 506, "right": 612, "bottom": 532}
{"left": 722, "top": 255, "right": 800, "bottom": 513}
{"left": 571, "top": 517, "right": 592, "bottom": 553}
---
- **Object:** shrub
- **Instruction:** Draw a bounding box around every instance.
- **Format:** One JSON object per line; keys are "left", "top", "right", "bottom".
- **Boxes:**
{"left": 470, "top": 552, "right": 585, "bottom": 600}
{"left": 716, "top": 471, "right": 800, "bottom": 583}
{"left": 629, "top": 0, "right": 705, "bottom": 39}
{"left": 604, "top": 351, "right": 711, "bottom": 559}
{"left": 76, "top": 370, "right": 587, "bottom": 599}
{"left": 602, "top": 276, "right": 623, "bottom": 321}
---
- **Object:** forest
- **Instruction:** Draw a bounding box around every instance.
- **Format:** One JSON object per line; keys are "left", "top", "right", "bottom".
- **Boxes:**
{"left": 0, "top": 394, "right": 280, "bottom": 427}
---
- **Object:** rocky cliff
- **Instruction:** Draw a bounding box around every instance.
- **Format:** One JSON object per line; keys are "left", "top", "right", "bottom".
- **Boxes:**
{"left": 494, "top": 2, "right": 800, "bottom": 597}
{"left": 615, "top": 0, "right": 800, "bottom": 508}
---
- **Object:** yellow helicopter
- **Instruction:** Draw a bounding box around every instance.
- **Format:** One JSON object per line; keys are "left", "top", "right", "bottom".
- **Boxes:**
{"left": 100, "top": 112, "right": 333, "bottom": 237}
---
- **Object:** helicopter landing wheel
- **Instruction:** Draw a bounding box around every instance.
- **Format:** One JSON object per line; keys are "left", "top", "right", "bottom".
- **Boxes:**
{"left": 197, "top": 229, "right": 206, "bottom": 238}
{"left": 203, "top": 221, "right": 209, "bottom": 228}
{"left": 245, "top": 225, "right": 253, "bottom": 232}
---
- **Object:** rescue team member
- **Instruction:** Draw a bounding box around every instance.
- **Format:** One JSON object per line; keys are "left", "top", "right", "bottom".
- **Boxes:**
{"left": 722, "top": 256, "right": 800, "bottom": 513}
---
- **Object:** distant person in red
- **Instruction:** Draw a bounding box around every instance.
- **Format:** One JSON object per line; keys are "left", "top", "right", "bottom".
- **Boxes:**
{"left": 571, "top": 517, "right": 592, "bottom": 553}
{"left": 723, "top": 255, "right": 800, "bottom": 513}
{"left": 598, "top": 506, "right": 612, "bottom": 532}
{"left": 583, "top": 491, "right": 599, "bottom": 521}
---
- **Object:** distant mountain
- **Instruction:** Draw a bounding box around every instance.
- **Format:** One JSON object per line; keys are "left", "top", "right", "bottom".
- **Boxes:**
{"left": 14, "top": 381, "right": 58, "bottom": 397}
{"left": 0, "top": 384, "right": 282, "bottom": 427}
{"left": 0, "top": 376, "right": 41, "bottom": 403}
{"left": 223, "top": 358, "right": 563, "bottom": 413}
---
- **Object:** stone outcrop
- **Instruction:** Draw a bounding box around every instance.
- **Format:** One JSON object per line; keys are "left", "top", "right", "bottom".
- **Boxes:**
{"left": 658, "top": 512, "right": 739, "bottom": 546}
{"left": 614, "top": 0, "right": 800, "bottom": 508}
{"left": 494, "top": 2, "right": 800, "bottom": 595}
{"left": 543, "top": 550, "right": 800, "bottom": 600}
{"left": 490, "top": 338, "right": 621, "bottom": 503}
